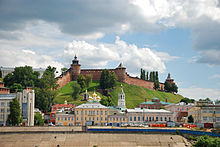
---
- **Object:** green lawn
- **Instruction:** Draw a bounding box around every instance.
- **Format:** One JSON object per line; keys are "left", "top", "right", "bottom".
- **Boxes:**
{"left": 54, "top": 81, "right": 183, "bottom": 108}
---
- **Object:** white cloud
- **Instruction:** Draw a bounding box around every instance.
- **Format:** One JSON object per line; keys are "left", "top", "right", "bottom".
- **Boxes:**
{"left": 179, "top": 87, "right": 220, "bottom": 101}
{"left": 152, "top": 50, "right": 179, "bottom": 62}
{"left": 63, "top": 37, "right": 177, "bottom": 76}
{"left": 209, "top": 74, "right": 220, "bottom": 79}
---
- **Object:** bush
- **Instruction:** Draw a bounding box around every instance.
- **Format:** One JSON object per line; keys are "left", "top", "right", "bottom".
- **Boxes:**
{"left": 193, "top": 135, "right": 220, "bottom": 147}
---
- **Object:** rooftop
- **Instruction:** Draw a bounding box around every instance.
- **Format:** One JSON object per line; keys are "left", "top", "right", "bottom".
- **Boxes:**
{"left": 75, "top": 102, "right": 108, "bottom": 109}
{"left": 140, "top": 98, "right": 171, "bottom": 105}
{"left": 0, "top": 94, "right": 16, "bottom": 100}
{"left": 127, "top": 108, "right": 171, "bottom": 113}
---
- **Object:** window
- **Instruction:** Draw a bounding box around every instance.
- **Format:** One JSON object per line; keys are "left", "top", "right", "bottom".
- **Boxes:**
{"left": 146, "top": 117, "right": 148, "bottom": 121}
{"left": 65, "top": 117, "right": 67, "bottom": 120}
{"left": 105, "top": 111, "right": 107, "bottom": 115}
{"left": 105, "top": 117, "right": 107, "bottom": 121}
{"left": 116, "top": 117, "right": 118, "bottom": 121}
{"left": 209, "top": 109, "right": 213, "bottom": 113}
{"left": 152, "top": 106, "right": 154, "bottom": 109}
{"left": 93, "top": 117, "right": 94, "bottom": 121}
{"left": 101, "top": 117, "right": 103, "bottom": 121}
{"left": 0, "top": 114, "right": 3, "bottom": 119}
{"left": 89, "top": 117, "right": 91, "bottom": 121}
{"left": 1, "top": 108, "right": 4, "bottom": 112}
{"left": 149, "top": 117, "right": 151, "bottom": 121}
{"left": 81, "top": 110, "right": 83, "bottom": 115}
{"left": 97, "top": 110, "right": 99, "bottom": 115}
{"left": 182, "top": 108, "right": 184, "bottom": 111}
{"left": 177, "top": 108, "right": 179, "bottom": 111}
{"left": 143, "top": 116, "right": 145, "bottom": 121}
{"left": 68, "top": 117, "right": 70, "bottom": 121}
{"left": 216, "top": 117, "right": 220, "bottom": 122}
{"left": 85, "top": 117, "right": 87, "bottom": 121}
{"left": 165, "top": 117, "right": 167, "bottom": 121}
{"left": 156, "top": 117, "right": 158, "bottom": 121}
{"left": 169, "top": 117, "right": 171, "bottom": 121}
{"left": 58, "top": 117, "right": 60, "bottom": 120}
{"left": 160, "top": 117, "right": 163, "bottom": 121}
{"left": 203, "top": 116, "right": 207, "bottom": 121}
{"left": 130, "top": 116, "right": 132, "bottom": 121}
{"left": 81, "top": 117, "right": 83, "bottom": 121}
{"left": 187, "top": 108, "right": 189, "bottom": 111}
{"left": 77, "top": 111, "right": 79, "bottom": 115}
{"left": 123, "top": 118, "right": 125, "bottom": 121}
{"left": 134, "top": 116, "right": 136, "bottom": 121}
{"left": 76, "top": 117, "right": 78, "bottom": 121}
{"left": 202, "top": 109, "right": 207, "bottom": 113}
{"left": 97, "top": 117, "right": 99, "bottom": 121}
{"left": 7, "top": 108, "right": 10, "bottom": 112}
{"left": 110, "top": 118, "right": 112, "bottom": 121}
{"left": 85, "top": 110, "right": 87, "bottom": 115}
{"left": 209, "top": 117, "right": 213, "bottom": 122}
{"left": 138, "top": 117, "right": 140, "bottom": 121}
{"left": 101, "top": 111, "right": 103, "bottom": 115}
{"left": 216, "top": 110, "right": 220, "bottom": 114}
{"left": 1, "top": 102, "right": 4, "bottom": 106}
{"left": 7, "top": 102, "right": 10, "bottom": 106}
{"left": 72, "top": 117, "right": 74, "bottom": 120}
{"left": 113, "top": 117, "right": 115, "bottom": 121}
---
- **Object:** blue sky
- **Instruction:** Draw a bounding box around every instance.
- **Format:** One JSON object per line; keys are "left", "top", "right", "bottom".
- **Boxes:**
{"left": 0, "top": 0, "right": 220, "bottom": 100}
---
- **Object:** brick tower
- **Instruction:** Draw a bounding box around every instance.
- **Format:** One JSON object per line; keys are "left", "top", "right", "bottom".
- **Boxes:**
{"left": 70, "top": 55, "right": 81, "bottom": 80}
{"left": 114, "top": 62, "right": 126, "bottom": 82}
{"left": 166, "top": 73, "right": 174, "bottom": 85}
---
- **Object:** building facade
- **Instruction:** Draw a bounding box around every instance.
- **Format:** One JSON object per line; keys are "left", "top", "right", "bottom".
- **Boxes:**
{"left": 127, "top": 108, "right": 173, "bottom": 124}
{"left": 56, "top": 113, "right": 75, "bottom": 126}
{"left": 139, "top": 98, "right": 170, "bottom": 109}
{"left": 118, "top": 85, "right": 126, "bottom": 109}
{"left": 0, "top": 94, "right": 16, "bottom": 126}
{"left": 165, "top": 102, "right": 194, "bottom": 122}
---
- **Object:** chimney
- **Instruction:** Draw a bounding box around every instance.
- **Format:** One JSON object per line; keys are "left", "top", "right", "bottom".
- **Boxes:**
{"left": 145, "top": 98, "right": 148, "bottom": 102}
{"left": 165, "top": 98, "right": 168, "bottom": 103}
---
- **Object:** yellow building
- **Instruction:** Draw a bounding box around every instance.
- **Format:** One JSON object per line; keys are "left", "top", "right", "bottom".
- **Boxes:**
{"left": 188, "top": 103, "right": 220, "bottom": 127}
{"left": 56, "top": 113, "right": 75, "bottom": 126}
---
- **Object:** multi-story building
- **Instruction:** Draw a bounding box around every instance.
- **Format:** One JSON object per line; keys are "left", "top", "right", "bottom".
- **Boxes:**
{"left": 188, "top": 101, "right": 220, "bottom": 127}
{"left": 51, "top": 100, "right": 75, "bottom": 112}
{"left": 75, "top": 102, "right": 109, "bottom": 126}
{"left": 17, "top": 88, "right": 35, "bottom": 126}
{"left": 139, "top": 98, "right": 171, "bottom": 109}
{"left": 165, "top": 102, "right": 194, "bottom": 122}
{"left": 56, "top": 113, "right": 75, "bottom": 126}
{"left": 0, "top": 94, "right": 16, "bottom": 126}
{"left": 127, "top": 108, "right": 173, "bottom": 124}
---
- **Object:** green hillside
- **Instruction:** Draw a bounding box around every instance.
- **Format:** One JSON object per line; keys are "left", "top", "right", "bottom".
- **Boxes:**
{"left": 54, "top": 81, "right": 183, "bottom": 108}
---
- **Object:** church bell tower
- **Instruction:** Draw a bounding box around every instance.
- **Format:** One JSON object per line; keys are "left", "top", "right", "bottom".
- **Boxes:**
{"left": 118, "top": 84, "right": 126, "bottom": 109}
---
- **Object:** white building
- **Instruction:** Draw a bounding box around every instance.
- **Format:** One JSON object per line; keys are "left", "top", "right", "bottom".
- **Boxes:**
{"left": 118, "top": 85, "right": 126, "bottom": 109}
{"left": 0, "top": 94, "right": 16, "bottom": 126}
{"left": 17, "top": 88, "right": 35, "bottom": 126}
{"left": 127, "top": 108, "right": 173, "bottom": 124}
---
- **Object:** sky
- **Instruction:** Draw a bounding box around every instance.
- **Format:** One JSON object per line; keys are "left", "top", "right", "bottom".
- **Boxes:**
{"left": 0, "top": 0, "right": 220, "bottom": 100}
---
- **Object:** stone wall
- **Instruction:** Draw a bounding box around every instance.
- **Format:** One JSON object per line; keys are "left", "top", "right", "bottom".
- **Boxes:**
{"left": 57, "top": 70, "right": 71, "bottom": 89}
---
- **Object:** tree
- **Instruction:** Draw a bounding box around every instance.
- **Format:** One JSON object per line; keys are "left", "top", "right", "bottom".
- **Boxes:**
{"left": 140, "top": 68, "right": 143, "bottom": 79}
{"left": 0, "top": 69, "right": 2, "bottom": 78}
{"left": 7, "top": 98, "right": 22, "bottom": 126}
{"left": 100, "top": 96, "right": 114, "bottom": 106}
{"left": 35, "top": 66, "right": 58, "bottom": 112}
{"left": 34, "top": 112, "right": 44, "bottom": 126}
{"left": 61, "top": 67, "right": 68, "bottom": 74}
{"left": 193, "top": 135, "right": 220, "bottom": 147}
{"left": 149, "top": 72, "right": 153, "bottom": 81}
{"left": 180, "top": 97, "right": 195, "bottom": 104}
{"left": 85, "top": 74, "right": 93, "bottom": 88}
{"left": 188, "top": 115, "right": 194, "bottom": 123}
{"left": 71, "top": 82, "right": 81, "bottom": 100}
{"left": 171, "top": 83, "right": 178, "bottom": 93}
{"left": 3, "top": 66, "right": 40, "bottom": 88}
{"left": 164, "top": 81, "right": 171, "bottom": 92}
{"left": 77, "top": 74, "right": 86, "bottom": 91}
{"left": 100, "top": 69, "right": 111, "bottom": 89}
{"left": 109, "top": 72, "right": 118, "bottom": 88}
{"left": 9, "top": 83, "right": 23, "bottom": 93}
{"left": 154, "top": 80, "right": 160, "bottom": 90}
{"left": 146, "top": 72, "right": 149, "bottom": 81}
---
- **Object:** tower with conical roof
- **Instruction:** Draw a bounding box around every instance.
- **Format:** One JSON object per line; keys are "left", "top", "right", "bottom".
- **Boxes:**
{"left": 118, "top": 84, "right": 126, "bottom": 109}
{"left": 166, "top": 73, "right": 174, "bottom": 85}
{"left": 70, "top": 55, "right": 81, "bottom": 80}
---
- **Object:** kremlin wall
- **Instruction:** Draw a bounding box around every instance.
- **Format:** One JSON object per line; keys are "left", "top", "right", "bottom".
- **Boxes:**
{"left": 57, "top": 56, "right": 174, "bottom": 90}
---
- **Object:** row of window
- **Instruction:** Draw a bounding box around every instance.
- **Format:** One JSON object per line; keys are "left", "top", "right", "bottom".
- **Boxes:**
{"left": 76, "top": 110, "right": 107, "bottom": 115}
{"left": 0, "top": 102, "right": 10, "bottom": 107}
{"left": 109, "top": 117, "right": 126, "bottom": 121}
{"left": 57, "top": 116, "right": 74, "bottom": 121}
{"left": 203, "top": 117, "right": 220, "bottom": 122}
{"left": 129, "top": 116, "right": 171, "bottom": 122}
{"left": 202, "top": 109, "right": 220, "bottom": 114}
{"left": 0, "top": 108, "right": 10, "bottom": 112}
{"left": 76, "top": 116, "right": 107, "bottom": 121}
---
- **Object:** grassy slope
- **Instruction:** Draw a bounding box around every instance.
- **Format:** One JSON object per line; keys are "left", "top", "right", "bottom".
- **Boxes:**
{"left": 54, "top": 81, "right": 183, "bottom": 108}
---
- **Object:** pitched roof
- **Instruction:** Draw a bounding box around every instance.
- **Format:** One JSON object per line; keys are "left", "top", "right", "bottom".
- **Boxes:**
{"left": 75, "top": 102, "right": 108, "bottom": 109}
{"left": 127, "top": 108, "right": 171, "bottom": 113}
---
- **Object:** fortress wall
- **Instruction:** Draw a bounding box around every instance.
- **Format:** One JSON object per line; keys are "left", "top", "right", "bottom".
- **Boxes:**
{"left": 57, "top": 71, "right": 71, "bottom": 89}
{"left": 124, "top": 74, "right": 155, "bottom": 90}
{"left": 80, "top": 69, "right": 115, "bottom": 81}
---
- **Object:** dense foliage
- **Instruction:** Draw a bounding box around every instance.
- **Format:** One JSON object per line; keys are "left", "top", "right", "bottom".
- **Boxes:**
{"left": 164, "top": 81, "right": 178, "bottom": 93}
{"left": 180, "top": 97, "right": 195, "bottom": 104}
{"left": 7, "top": 98, "right": 22, "bottom": 126}
{"left": 71, "top": 82, "right": 81, "bottom": 100}
{"left": 35, "top": 66, "right": 58, "bottom": 113}
{"left": 140, "top": 69, "right": 160, "bottom": 90}
{"left": 34, "top": 112, "right": 44, "bottom": 126}
{"left": 100, "top": 69, "right": 117, "bottom": 90}
{"left": 193, "top": 135, "right": 220, "bottom": 147}
{"left": 188, "top": 115, "right": 194, "bottom": 123}
{"left": 3, "top": 66, "right": 40, "bottom": 89}
{"left": 100, "top": 96, "right": 114, "bottom": 106}
{"left": 77, "top": 74, "right": 93, "bottom": 91}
